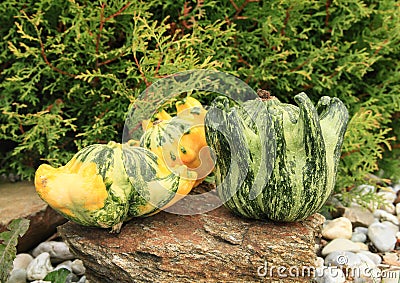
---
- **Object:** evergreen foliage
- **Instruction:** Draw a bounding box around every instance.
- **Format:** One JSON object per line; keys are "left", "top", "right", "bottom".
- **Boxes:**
{"left": 1, "top": 0, "right": 399, "bottom": 201}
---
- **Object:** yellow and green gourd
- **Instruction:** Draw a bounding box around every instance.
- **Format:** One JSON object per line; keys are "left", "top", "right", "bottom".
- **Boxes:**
{"left": 34, "top": 97, "right": 211, "bottom": 232}
{"left": 35, "top": 141, "right": 132, "bottom": 232}
{"left": 35, "top": 141, "right": 197, "bottom": 232}
{"left": 140, "top": 96, "right": 214, "bottom": 187}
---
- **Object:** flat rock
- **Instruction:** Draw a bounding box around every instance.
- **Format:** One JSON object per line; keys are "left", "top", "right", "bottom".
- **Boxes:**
{"left": 321, "top": 238, "right": 361, "bottom": 256}
{"left": 342, "top": 206, "right": 375, "bottom": 227}
{"left": 0, "top": 181, "right": 67, "bottom": 252}
{"left": 59, "top": 207, "right": 324, "bottom": 282}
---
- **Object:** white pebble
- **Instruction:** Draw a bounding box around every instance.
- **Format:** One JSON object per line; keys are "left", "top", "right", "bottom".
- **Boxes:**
{"left": 357, "top": 250, "right": 382, "bottom": 266}
{"left": 383, "top": 252, "right": 399, "bottom": 263}
{"left": 26, "top": 252, "right": 54, "bottom": 281}
{"left": 32, "top": 241, "right": 74, "bottom": 263}
{"left": 71, "top": 259, "right": 86, "bottom": 275}
{"left": 322, "top": 217, "right": 352, "bottom": 240}
{"left": 55, "top": 260, "right": 72, "bottom": 272}
{"left": 368, "top": 222, "right": 397, "bottom": 252}
{"left": 395, "top": 203, "right": 400, "bottom": 222}
{"left": 314, "top": 266, "right": 346, "bottom": 283}
{"left": 351, "top": 231, "right": 367, "bottom": 243}
{"left": 77, "top": 275, "right": 87, "bottom": 283}
{"left": 13, "top": 253, "right": 33, "bottom": 270}
{"left": 354, "top": 242, "right": 369, "bottom": 251}
{"left": 321, "top": 238, "right": 361, "bottom": 256}
{"left": 7, "top": 268, "right": 27, "bottom": 283}
{"left": 354, "top": 227, "right": 368, "bottom": 235}
{"left": 381, "top": 221, "right": 399, "bottom": 234}
{"left": 357, "top": 185, "right": 376, "bottom": 194}
{"left": 315, "top": 257, "right": 324, "bottom": 267}
{"left": 357, "top": 252, "right": 377, "bottom": 268}
{"left": 373, "top": 209, "right": 399, "bottom": 225}
{"left": 377, "top": 191, "right": 396, "bottom": 203}
{"left": 325, "top": 251, "right": 361, "bottom": 268}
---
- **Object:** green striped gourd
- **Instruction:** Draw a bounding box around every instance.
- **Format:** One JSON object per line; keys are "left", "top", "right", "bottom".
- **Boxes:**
{"left": 35, "top": 141, "right": 196, "bottom": 232}
{"left": 204, "top": 91, "right": 349, "bottom": 221}
{"left": 140, "top": 96, "right": 214, "bottom": 187}
{"left": 35, "top": 141, "right": 132, "bottom": 232}
{"left": 123, "top": 140, "right": 197, "bottom": 217}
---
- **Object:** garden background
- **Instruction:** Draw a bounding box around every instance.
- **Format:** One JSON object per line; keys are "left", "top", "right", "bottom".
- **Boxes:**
{"left": 0, "top": 0, "right": 399, "bottom": 207}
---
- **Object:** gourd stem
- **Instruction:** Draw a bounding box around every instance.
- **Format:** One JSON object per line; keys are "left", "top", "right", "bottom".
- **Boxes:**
{"left": 257, "top": 89, "right": 273, "bottom": 101}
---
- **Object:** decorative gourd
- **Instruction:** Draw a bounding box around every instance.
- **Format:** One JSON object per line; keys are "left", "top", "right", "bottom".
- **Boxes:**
{"left": 205, "top": 91, "right": 349, "bottom": 221}
{"left": 140, "top": 96, "right": 214, "bottom": 187}
{"left": 35, "top": 141, "right": 132, "bottom": 232}
{"left": 35, "top": 141, "right": 197, "bottom": 232}
{"left": 123, "top": 140, "right": 197, "bottom": 217}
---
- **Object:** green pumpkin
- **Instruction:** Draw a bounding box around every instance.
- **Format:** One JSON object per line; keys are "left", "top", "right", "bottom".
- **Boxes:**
{"left": 205, "top": 91, "right": 349, "bottom": 221}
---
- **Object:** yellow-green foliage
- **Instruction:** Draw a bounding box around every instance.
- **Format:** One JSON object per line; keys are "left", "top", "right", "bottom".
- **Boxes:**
{"left": 1, "top": 0, "right": 399, "bottom": 202}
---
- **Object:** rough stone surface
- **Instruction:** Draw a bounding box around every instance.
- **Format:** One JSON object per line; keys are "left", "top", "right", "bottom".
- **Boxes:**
{"left": 59, "top": 207, "right": 324, "bottom": 282}
{"left": 0, "top": 181, "right": 67, "bottom": 252}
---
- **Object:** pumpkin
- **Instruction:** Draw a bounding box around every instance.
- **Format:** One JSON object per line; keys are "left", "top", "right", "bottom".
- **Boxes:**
{"left": 204, "top": 91, "right": 349, "bottom": 221}
{"left": 35, "top": 141, "right": 197, "bottom": 232}
{"left": 140, "top": 96, "right": 214, "bottom": 187}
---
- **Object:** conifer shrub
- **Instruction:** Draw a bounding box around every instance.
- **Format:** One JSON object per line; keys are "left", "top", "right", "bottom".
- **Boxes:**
{"left": 1, "top": 0, "right": 399, "bottom": 204}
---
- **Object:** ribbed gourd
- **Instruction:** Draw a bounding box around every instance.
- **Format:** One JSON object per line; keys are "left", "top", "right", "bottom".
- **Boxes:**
{"left": 35, "top": 141, "right": 132, "bottom": 232}
{"left": 140, "top": 96, "right": 214, "bottom": 187}
{"left": 204, "top": 91, "right": 349, "bottom": 221}
{"left": 35, "top": 141, "right": 196, "bottom": 232}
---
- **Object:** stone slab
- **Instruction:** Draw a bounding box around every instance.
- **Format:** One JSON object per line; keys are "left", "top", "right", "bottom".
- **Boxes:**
{"left": 0, "top": 181, "right": 67, "bottom": 252}
{"left": 59, "top": 206, "right": 324, "bottom": 282}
